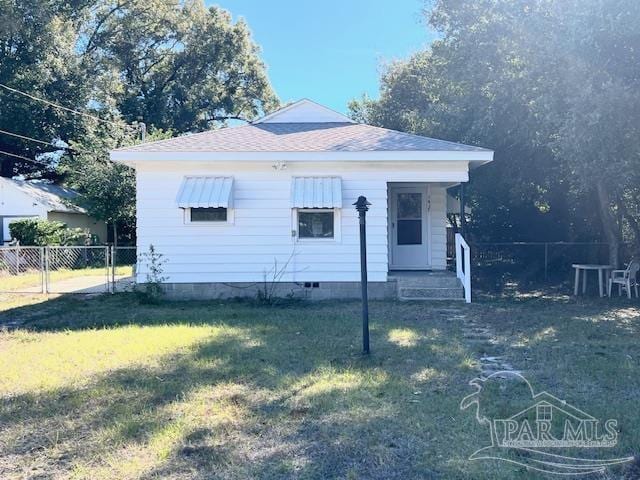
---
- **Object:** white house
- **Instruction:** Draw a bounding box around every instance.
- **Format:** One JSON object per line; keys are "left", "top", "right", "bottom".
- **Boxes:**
{"left": 0, "top": 177, "right": 107, "bottom": 244}
{"left": 110, "top": 99, "right": 493, "bottom": 300}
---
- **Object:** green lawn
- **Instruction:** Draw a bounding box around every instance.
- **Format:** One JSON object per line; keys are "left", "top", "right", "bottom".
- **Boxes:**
{"left": 0, "top": 294, "right": 638, "bottom": 479}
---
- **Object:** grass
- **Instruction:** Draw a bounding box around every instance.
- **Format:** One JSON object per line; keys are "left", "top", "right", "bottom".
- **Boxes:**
{"left": 0, "top": 293, "right": 638, "bottom": 479}
{"left": 0, "top": 266, "right": 133, "bottom": 291}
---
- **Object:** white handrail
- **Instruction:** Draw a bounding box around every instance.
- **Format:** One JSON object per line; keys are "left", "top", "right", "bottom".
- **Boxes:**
{"left": 455, "top": 233, "right": 472, "bottom": 303}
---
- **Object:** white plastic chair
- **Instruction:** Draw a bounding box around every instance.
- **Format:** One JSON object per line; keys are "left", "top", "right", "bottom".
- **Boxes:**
{"left": 608, "top": 259, "right": 640, "bottom": 299}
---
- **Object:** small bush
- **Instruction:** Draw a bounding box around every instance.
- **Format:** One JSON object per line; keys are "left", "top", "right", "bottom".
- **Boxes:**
{"left": 8, "top": 219, "right": 94, "bottom": 246}
{"left": 136, "top": 244, "right": 167, "bottom": 304}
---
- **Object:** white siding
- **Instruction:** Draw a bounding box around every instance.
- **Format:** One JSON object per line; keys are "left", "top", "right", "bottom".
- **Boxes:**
{"left": 136, "top": 161, "right": 464, "bottom": 283}
{"left": 429, "top": 186, "right": 447, "bottom": 270}
{"left": 0, "top": 181, "right": 47, "bottom": 243}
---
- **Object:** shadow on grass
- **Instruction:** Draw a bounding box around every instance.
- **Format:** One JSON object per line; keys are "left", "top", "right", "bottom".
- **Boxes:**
{"left": 1, "top": 293, "right": 638, "bottom": 479}
{"left": 0, "top": 296, "right": 487, "bottom": 479}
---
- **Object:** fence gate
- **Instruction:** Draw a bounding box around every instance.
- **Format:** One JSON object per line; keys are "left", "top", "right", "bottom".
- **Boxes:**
{"left": 46, "top": 246, "right": 110, "bottom": 294}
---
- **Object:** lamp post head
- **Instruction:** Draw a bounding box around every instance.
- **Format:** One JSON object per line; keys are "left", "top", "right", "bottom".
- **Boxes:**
{"left": 353, "top": 196, "right": 371, "bottom": 215}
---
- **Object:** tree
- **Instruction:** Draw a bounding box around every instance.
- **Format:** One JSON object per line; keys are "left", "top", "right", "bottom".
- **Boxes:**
{"left": 351, "top": 0, "right": 640, "bottom": 263}
{"left": 1, "top": 0, "right": 278, "bottom": 243}
{"left": 83, "top": 0, "right": 278, "bottom": 131}
{"left": 0, "top": 0, "right": 278, "bottom": 179}
{"left": 65, "top": 158, "right": 135, "bottom": 248}
{"left": 0, "top": 0, "right": 96, "bottom": 178}
{"left": 60, "top": 128, "right": 171, "bottom": 246}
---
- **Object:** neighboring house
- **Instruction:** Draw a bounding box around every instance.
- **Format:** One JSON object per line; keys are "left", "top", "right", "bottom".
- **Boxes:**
{"left": 111, "top": 99, "right": 493, "bottom": 300}
{"left": 0, "top": 177, "right": 107, "bottom": 244}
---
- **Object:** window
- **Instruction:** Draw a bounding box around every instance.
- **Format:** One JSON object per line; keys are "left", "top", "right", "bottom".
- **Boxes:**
{"left": 397, "top": 192, "right": 422, "bottom": 245}
{"left": 537, "top": 404, "right": 552, "bottom": 422}
{"left": 297, "top": 209, "right": 335, "bottom": 239}
{"left": 190, "top": 207, "right": 227, "bottom": 222}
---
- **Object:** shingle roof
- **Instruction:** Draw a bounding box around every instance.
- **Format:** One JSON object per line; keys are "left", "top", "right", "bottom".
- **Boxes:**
{"left": 114, "top": 123, "right": 489, "bottom": 153}
{"left": 1, "top": 177, "right": 85, "bottom": 213}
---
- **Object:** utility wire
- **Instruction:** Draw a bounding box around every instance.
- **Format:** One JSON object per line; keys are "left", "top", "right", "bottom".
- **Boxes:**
{"left": 0, "top": 149, "right": 39, "bottom": 163}
{"left": 0, "top": 128, "right": 95, "bottom": 156}
{"left": 0, "top": 149, "right": 82, "bottom": 175}
{"left": 0, "top": 82, "right": 137, "bottom": 131}
{"left": 0, "top": 128, "right": 60, "bottom": 147}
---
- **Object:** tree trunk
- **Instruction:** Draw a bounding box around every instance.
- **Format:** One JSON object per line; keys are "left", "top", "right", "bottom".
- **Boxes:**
{"left": 595, "top": 182, "right": 620, "bottom": 267}
{"left": 618, "top": 200, "right": 640, "bottom": 250}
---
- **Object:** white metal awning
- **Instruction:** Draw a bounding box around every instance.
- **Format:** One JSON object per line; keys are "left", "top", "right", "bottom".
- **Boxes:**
{"left": 291, "top": 176, "right": 342, "bottom": 208}
{"left": 176, "top": 176, "right": 234, "bottom": 208}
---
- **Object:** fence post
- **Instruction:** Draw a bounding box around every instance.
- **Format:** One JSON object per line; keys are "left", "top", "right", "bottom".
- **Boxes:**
{"left": 40, "top": 247, "right": 45, "bottom": 293}
{"left": 44, "top": 246, "right": 49, "bottom": 294}
{"left": 104, "top": 246, "right": 110, "bottom": 293}
{"left": 110, "top": 246, "right": 116, "bottom": 293}
{"left": 15, "top": 244, "right": 20, "bottom": 275}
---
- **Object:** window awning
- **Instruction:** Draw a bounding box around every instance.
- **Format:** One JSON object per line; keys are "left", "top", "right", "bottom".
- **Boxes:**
{"left": 291, "top": 176, "right": 342, "bottom": 208}
{"left": 176, "top": 176, "right": 234, "bottom": 208}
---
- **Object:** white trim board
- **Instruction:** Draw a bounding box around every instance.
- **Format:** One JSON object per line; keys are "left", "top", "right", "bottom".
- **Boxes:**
{"left": 111, "top": 150, "right": 493, "bottom": 165}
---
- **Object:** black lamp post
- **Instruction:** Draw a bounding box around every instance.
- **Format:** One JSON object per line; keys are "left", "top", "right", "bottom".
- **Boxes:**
{"left": 354, "top": 196, "right": 371, "bottom": 354}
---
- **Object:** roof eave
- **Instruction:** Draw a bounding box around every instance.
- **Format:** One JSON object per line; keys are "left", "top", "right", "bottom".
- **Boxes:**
{"left": 48, "top": 208, "right": 87, "bottom": 214}
{"left": 110, "top": 150, "right": 494, "bottom": 164}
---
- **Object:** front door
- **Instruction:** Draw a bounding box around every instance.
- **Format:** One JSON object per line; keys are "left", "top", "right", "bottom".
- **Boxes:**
{"left": 389, "top": 185, "right": 430, "bottom": 269}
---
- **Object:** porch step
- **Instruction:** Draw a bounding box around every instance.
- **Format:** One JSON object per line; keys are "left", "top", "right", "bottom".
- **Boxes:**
{"left": 391, "top": 271, "right": 465, "bottom": 301}
{"left": 391, "top": 273, "right": 461, "bottom": 288}
{"left": 399, "top": 286, "right": 464, "bottom": 301}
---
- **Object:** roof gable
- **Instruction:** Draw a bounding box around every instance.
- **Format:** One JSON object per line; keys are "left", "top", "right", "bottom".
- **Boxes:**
{"left": 255, "top": 99, "right": 354, "bottom": 124}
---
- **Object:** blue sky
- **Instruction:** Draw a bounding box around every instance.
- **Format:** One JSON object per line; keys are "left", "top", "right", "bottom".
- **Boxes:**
{"left": 209, "top": 1, "right": 436, "bottom": 113}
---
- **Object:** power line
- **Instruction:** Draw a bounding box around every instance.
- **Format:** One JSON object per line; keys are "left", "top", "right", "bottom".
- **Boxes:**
{"left": 0, "top": 128, "right": 57, "bottom": 147}
{"left": 0, "top": 149, "right": 40, "bottom": 164}
{"left": 0, "top": 82, "right": 137, "bottom": 131}
{"left": 0, "top": 128, "right": 95, "bottom": 156}
{"left": 0, "top": 149, "right": 82, "bottom": 175}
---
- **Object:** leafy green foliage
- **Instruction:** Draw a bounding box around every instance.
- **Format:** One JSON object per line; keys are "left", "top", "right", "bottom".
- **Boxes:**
{"left": 352, "top": 0, "right": 640, "bottom": 261}
{"left": 136, "top": 244, "right": 167, "bottom": 304}
{"left": 89, "top": 0, "right": 279, "bottom": 131}
{"left": 0, "top": 0, "right": 278, "bottom": 181}
{"left": 9, "top": 219, "right": 92, "bottom": 246}
{"left": 1, "top": 0, "right": 278, "bottom": 243}
{"left": 0, "top": 0, "right": 96, "bottom": 178}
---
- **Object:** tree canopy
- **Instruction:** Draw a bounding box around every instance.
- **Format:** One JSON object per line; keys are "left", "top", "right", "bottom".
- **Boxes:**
{"left": 0, "top": 0, "right": 278, "bottom": 243}
{"left": 351, "top": 0, "right": 640, "bottom": 263}
{"left": 0, "top": 0, "right": 278, "bottom": 178}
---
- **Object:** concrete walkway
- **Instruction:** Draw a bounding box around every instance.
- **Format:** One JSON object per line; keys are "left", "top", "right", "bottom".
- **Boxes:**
{"left": 46, "top": 275, "right": 134, "bottom": 294}
{"left": 3, "top": 275, "right": 135, "bottom": 295}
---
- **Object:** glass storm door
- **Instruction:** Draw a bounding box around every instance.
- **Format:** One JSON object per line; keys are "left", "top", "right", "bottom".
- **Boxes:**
{"left": 389, "top": 186, "right": 429, "bottom": 269}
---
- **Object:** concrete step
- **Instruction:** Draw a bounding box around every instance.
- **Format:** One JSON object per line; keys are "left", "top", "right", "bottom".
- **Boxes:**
{"left": 396, "top": 276, "right": 461, "bottom": 288}
{"left": 399, "top": 286, "right": 464, "bottom": 301}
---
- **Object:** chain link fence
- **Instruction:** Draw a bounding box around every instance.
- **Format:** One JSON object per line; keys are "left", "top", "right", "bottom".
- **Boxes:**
{"left": 0, "top": 246, "right": 45, "bottom": 293}
{"left": 0, "top": 246, "right": 136, "bottom": 294}
{"left": 470, "top": 242, "right": 635, "bottom": 293}
{"left": 112, "top": 246, "right": 137, "bottom": 293}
